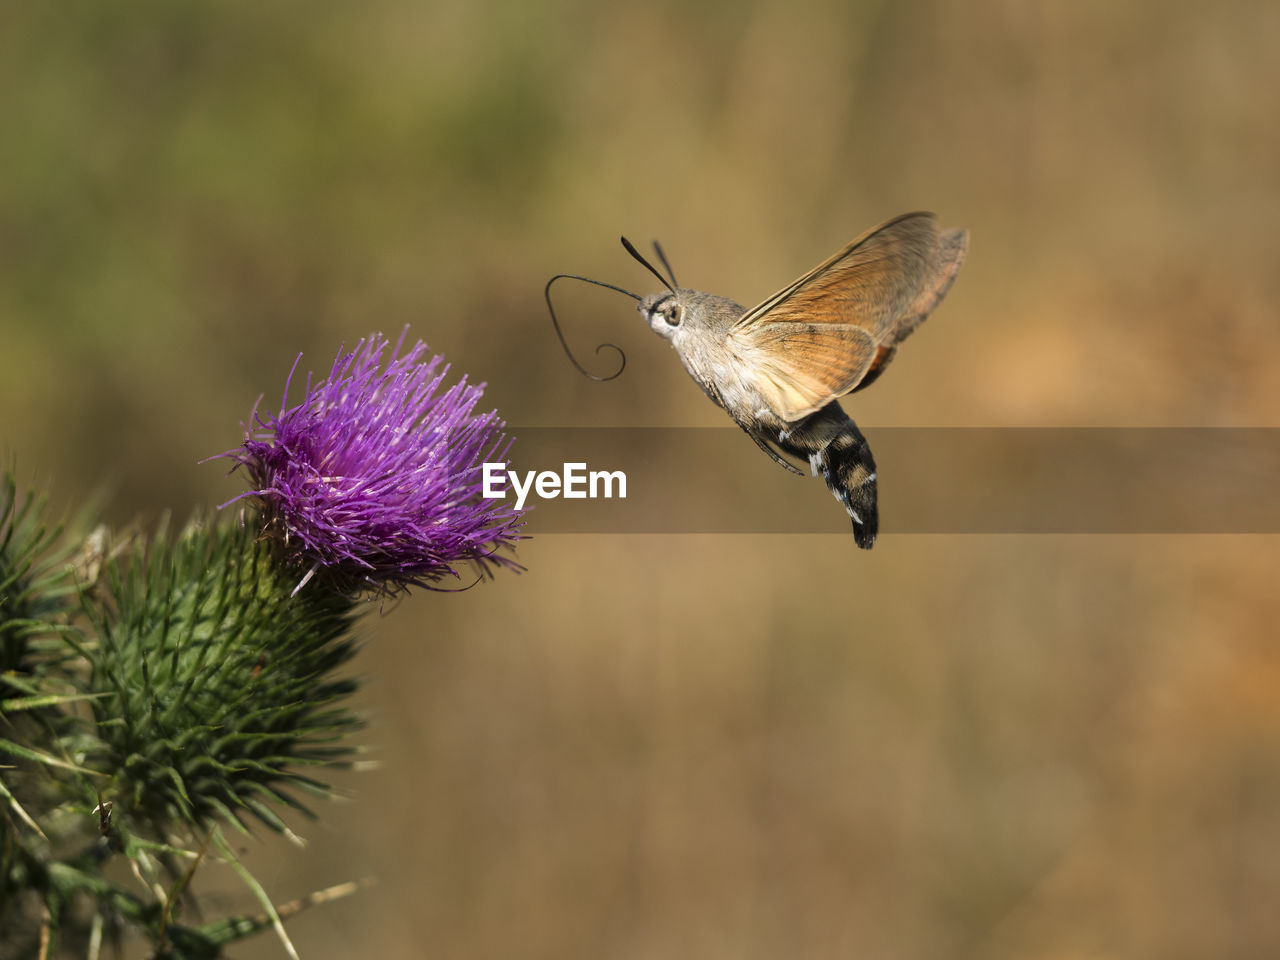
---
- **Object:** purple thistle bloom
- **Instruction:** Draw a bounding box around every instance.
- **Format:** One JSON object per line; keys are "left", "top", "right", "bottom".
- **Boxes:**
{"left": 217, "top": 330, "right": 525, "bottom": 594}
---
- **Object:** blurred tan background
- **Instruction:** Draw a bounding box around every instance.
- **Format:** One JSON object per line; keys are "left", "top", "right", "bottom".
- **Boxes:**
{"left": 3, "top": 1, "right": 1280, "bottom": 957}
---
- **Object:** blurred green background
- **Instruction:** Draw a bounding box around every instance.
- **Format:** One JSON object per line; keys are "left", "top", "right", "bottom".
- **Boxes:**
{"left": 4, "top": 1, "right": 1279, "bottom": 957}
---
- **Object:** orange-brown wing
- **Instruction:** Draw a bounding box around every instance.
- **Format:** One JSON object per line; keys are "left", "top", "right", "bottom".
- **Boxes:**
{"left": 728, "top": 212, "right": 952, "bottom": 421}
{"left": 734, "top": 321, "right": 878, "bottom": 423}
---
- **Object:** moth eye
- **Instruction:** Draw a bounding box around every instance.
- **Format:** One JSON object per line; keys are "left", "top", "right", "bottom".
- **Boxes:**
{"left": 664, "top": 304, "right": 682, "bottom": 326}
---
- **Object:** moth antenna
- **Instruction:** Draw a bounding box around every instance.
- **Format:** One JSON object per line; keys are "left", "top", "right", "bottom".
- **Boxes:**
{"left": 652, "top": 240, "right": 678, "bottom": 288}
{"left": 544, "top": 273, "right": 638, "bottom": 381}
{"left": 621, "top": 236, "right": 676, "bottom": 294}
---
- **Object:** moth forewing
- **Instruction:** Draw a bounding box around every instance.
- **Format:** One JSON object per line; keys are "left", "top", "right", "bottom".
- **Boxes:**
{"left": 732, "top": 212, "right": 943, "bottom": 338}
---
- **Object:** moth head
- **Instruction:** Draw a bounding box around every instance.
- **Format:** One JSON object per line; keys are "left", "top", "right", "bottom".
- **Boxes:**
{"left": 640, "top": 292, "right": 686, "bottom": 340}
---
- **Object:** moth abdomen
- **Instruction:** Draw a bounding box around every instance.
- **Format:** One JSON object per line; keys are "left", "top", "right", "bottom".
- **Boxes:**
{"left": 773, "top": 403, "right": 879, "bottom": 548}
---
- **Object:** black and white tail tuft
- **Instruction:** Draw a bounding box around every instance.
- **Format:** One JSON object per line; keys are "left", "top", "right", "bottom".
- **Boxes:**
{"left": 810, "top": 421, "right": 879, "bottom": 549}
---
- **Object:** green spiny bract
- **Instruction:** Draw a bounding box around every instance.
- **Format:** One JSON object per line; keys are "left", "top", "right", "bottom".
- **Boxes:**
{"left": 87, "top": 518, "right": 363, "bottom": 837}
{"left": 2, "top": 475, "right": 79, "bottom": 895}
{"left": 3, "top": 487, "right": 368, "bottom": 957}
{"left": 1, "top": 472, "right": 75, "bottom": 677}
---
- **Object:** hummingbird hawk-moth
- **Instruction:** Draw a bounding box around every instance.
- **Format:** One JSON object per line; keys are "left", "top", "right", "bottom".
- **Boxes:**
{"left": 547, "top": 212, "right": 969, "bottom": 547}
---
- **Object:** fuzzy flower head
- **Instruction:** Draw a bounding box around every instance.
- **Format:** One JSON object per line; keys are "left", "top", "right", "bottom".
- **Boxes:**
{"left": 220, "top": 330, "right": 525, "bottom": 594}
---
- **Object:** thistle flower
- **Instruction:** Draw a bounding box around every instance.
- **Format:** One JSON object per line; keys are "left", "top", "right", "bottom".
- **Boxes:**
{"left": 218, "top": 331, "right": 525, "bottom": 594}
